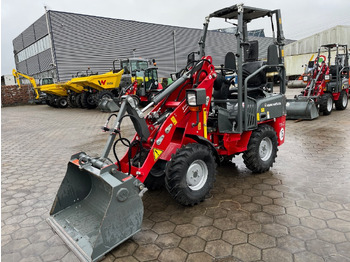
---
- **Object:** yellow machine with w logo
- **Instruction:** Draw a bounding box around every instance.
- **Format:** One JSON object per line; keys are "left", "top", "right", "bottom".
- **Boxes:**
{"left": 70, "top": 70, "right": 124, "bottom": 91}
{"left": 67, "top": 69, "right": 124, "bottom": 109}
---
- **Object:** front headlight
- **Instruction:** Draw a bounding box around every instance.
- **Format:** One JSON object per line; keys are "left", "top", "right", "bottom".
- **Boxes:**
{"left": 303, "top": 76, "right": 308, "bottom": 82}
{"left": 187, "top": 93, "right": 197, "bottom": 106}
{"left": 170, "top": 73, "right": 177, "bottom": 81}
{"left": 186, "top": 89, "right": 206, "bottom": 106}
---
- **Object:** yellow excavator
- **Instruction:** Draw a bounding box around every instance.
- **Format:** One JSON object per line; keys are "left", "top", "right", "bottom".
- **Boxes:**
{"left": 12, "top": 69, "right": 69, "bottom": 108}
{"left": 12, "top": 69, "right": 43, "bottom": 104}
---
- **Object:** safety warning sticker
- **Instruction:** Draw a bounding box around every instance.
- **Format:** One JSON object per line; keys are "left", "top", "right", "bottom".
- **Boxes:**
{"left": 153, "top": 148, "right": 163, "bottom": 161}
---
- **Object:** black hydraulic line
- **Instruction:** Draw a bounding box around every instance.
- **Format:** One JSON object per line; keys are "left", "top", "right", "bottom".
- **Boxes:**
{"left": 111, "top": 113, "right": 146, "bottom": 175}
{"left": 175, "top": 82, "right": 191, "bottom": 101}
{"left": 115, "top": 113, "right": 145, "bottom": 142}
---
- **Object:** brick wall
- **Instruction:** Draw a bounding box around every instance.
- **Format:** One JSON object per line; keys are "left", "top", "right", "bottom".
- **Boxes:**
{"left": 1, "top": 85, "right": 36, "bottom": 106}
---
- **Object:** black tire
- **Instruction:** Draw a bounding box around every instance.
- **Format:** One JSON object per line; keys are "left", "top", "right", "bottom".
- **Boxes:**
{"left": 165, "top": 143, "right": 216, "bottom": 206}
{"left": 143, "top": 160, "right": 166, "bottom": 190}
{"left": 319, "top": 93, "right": 333, "bottom": 115}
{"left": 335, "top": 90, "right": 348, "bottom": 110}
{"left": 81, "top": 92, "right": 97, "bottom": 109}
{"left": 67, "top": 93, "right": 77, "bottom": 108}
{"left": 95, "top": 90, "right": 114, "bottom": 104}
{"left": 45, "top": 94, "right": 53, "bottom": 107}
{"left": 243, "top": 124, "right": 278, "bottom": 173}
{"left": 49, "top": 95, "right": 58, "bottom": 108}
{"left": 56, "top": 97, "right": 68, "bottom": 108}
{"left": 75, "top": 94, "right": 83, "bottom": 108}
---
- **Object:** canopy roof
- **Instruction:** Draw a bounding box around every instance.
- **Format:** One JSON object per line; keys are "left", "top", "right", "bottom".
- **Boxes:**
{"left": 209, "top": 4, "right": 274, "bottom": 21}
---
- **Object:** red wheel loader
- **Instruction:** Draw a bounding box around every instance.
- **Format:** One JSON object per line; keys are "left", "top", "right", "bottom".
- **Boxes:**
{"left": 286, "top": 44, "right": 349, "bottom": 120}
{"left": 48, "top": 4, "right": 287, "bottom": 261}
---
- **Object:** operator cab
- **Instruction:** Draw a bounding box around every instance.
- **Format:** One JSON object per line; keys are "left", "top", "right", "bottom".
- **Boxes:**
{"left": 202, "top": 4, "right": 286, "bottom": 133}
{"left": 320, "top": 44, "right": 349, "bottom": 91}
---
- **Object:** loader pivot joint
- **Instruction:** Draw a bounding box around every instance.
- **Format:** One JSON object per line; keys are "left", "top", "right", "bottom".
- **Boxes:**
{"left": 101, "top": 126, "right": 110, "bottom": 132}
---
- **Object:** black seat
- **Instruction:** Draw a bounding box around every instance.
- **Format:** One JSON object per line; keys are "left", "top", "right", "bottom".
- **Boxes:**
{"left": 329, "top": 65, "right": 339, "bottom": 80}
{"left": 224, "top": 52, "right": 236, "bottom": 71}
{"left": 244, "top": 40, "right": 259, "bottom": 62}
{"left": 242, "top": 60, "right": 266, "bottom": 88}
{"left": 242, "top": 41, "right": 267, "bottom": 89}
{"left": 213, "top": 52, "right": 236, "bottom": 101}
{"left": 213, "top": 74, "right": 230, "bottom": 100}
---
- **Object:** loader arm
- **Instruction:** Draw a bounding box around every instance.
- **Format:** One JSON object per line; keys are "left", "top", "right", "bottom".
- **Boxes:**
{"left": 12, "top": 69, "right": 40, "bottom": 99}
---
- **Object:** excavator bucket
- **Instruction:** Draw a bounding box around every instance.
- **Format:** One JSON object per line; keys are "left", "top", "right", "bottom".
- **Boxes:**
{"left": 47, "top": 152, "right": 145, "bottom": 262}
{"left": 286, "top": 98, "right": 319, "bottom": 120}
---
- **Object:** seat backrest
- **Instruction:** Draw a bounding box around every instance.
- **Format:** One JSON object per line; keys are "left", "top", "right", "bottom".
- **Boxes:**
{"left": 242, "top": 61, "right": 266, "bottom": 88}
{"left": 329, "top": 65, "right": 338, "bottom": 79}
{"left": 224, "top": 52, "right": 236, "bottom": 71}
{"left": 244, "top": 41, "right": 259, "bottom": 62}
{"left": 267, "top": 45, "right": 279, "bottom": 65}
{"left": 213, "top": 74, "right": 229, "bottom": 100}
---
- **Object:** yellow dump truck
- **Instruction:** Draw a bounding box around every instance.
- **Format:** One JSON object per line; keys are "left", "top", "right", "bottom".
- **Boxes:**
{"left": 68, "top": 69, "right": 124, "bottom": 109}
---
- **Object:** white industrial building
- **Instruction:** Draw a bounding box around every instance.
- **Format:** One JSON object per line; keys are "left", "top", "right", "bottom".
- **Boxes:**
{"left": 284, "top": 25, "right": 350, "bottom": 79}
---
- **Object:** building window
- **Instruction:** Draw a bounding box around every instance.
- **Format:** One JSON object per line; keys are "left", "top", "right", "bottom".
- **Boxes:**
{"left": 16, "top": 35, "right": 51, "bottom": 62}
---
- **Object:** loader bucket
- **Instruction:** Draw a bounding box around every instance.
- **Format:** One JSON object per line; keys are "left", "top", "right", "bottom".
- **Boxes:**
{"left": 47, "top": 153, "right": 144, "bottom": 262}
{"left": 286, "top": 98, "right": 319, "bottom": 120}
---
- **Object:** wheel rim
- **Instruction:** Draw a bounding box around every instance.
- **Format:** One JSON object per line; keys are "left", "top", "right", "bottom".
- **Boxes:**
{"left": 259, "top": 137, "right": 273, "bottom": 162}
{"left": 101, "top": 93, "right": 113, "bottom": 99}
{"left": 186, "top": 160, "right": 208, "bottom": 191}
{"left": 327, "top": 97, "right": 333, "bottom": 112}
{"left": 87, "top": 94, "right": 95, "bottom": 105}
{"left": 342, "top": 93, "right": 348, "bottom": 107}
{"left": 60, "top": 99, "right": 67, "bottom": 107}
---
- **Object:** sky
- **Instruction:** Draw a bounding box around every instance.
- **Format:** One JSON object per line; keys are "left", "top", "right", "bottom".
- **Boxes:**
{"left": 1, "top": 0, "right": 350, "bottom": 76}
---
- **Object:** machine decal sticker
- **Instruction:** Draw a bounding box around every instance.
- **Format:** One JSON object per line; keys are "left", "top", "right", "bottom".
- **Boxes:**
{"left": 153, "top": 148, "right": 163, "bottom": 161}
{"left": 171, "top": 116, "right": 177, "bottom": 125}
{"left": 279, "top": 128, "right": 285, "bottom": 141}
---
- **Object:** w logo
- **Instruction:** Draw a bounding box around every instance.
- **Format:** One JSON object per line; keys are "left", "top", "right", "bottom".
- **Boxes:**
{"left": 98, "top": 80, "right": 106, "bottom": 85}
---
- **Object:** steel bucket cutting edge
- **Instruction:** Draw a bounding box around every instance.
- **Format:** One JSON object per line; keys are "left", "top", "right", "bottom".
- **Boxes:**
{"left": 286, "top": 98, "right": 319, "bottom": 120}
{"left": 47, "top": 152, "right": 145, "bottom": 262}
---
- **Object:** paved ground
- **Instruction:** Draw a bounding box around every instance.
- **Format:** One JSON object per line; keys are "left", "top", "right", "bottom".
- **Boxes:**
{"left": 2, "top": 88, "right": 350, "bottom": 262}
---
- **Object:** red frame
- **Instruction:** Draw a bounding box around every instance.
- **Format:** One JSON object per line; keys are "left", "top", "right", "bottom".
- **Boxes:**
{"left": 116, "top": 56, "right": 286, "bottom": 183}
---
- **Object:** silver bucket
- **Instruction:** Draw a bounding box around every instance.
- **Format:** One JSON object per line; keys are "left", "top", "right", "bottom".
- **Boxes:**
{"left": 286, "top": 98, "right": 319, "bottom": 120}
{"left": 47, "top": 152, "right": 145, "bottom": 262}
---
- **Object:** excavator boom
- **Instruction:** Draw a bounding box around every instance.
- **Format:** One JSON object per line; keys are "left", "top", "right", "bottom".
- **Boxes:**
{"left": 12, "top": 69, "right": 40, "bottom": 99}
